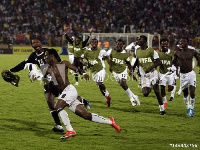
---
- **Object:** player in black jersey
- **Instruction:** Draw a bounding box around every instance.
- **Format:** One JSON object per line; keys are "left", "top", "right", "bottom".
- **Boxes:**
{"left": 2, "top": 37, "right": 91, "bottom": 132}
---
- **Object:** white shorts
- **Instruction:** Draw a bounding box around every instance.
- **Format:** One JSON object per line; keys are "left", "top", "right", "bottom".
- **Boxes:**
{"left": 68, "top": 53, "right": 74, "bottom": 64}
{"left": 159, "top": 72, "right": 176, "bottom": 86}
{"left": 113, "top": 68, "right": 128, "bottom": 83}
{"left": 58, "top": 84, "right": 82, "bottom": 113}
{"left": 180, "top": 70, "right": 196, "bottom": 91}
{"left": 92, "top": 68, "right": 106, "bottom": 83}
{"left": 141, "top": 70, "right": 159, "bottom": 88}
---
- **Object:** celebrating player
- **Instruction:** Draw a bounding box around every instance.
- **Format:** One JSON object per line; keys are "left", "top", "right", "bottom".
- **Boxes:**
{"left": 157, "top": 38, "right": 176, "bottom": 107}
{"left": 82, "top": 38, "right": 111, "bottom": 107}
{"left": 2, "top": 37, "right": 91, "bottom": 132}
{"left": 43, "top": 49, "right": 120, "bottom": 139}
{"left": 132, "top": 35, "right": 165, "bottom": 115}
{"left": 172, "top": 37, "right": 200, "bottom": 117}
{"left": 106, "top": 39, "right": 140, "bottom": 107}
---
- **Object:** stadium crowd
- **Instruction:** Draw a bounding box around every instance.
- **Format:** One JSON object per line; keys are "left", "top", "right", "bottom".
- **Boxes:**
{"left": 0, "top": 0, "right": 200, "bottom": 48}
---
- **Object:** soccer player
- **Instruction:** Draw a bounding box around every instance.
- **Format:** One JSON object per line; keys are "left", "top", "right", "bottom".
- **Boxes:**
{"left": 44, "top": 49, "right": 120, "bottom": 139}
{"left": 172, "top": 37, "right": 200, "bottom": 117}
{"left": 82, "top": 38, "right": 111, "bottom": 107}
{"left": 157, "top": 38, "right": 176, "bottom": 107}
{"left": 66, "top": 36, "right": 75, "bottom": 74}
{"left": 106, "top": 39, "right": 140, "bottom": 107}
{"left": 125, "top": 37, "right": 141, "bottom": 88}
{"left": 132, "top": 35, "right": 165, "bottom": 115}
{"left": 64, "top": 25, "right": 92, "bottom": 85}
{"left": 2, "top": 37, "right": 91, "bottom": 132}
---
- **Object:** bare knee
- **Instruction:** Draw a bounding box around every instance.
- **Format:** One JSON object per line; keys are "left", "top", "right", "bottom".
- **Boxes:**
{"left": 142, "top": 87, "right": 150, "bottom": 97}
{"left": 81, "top": 112, "right": 92, "bottom": 120}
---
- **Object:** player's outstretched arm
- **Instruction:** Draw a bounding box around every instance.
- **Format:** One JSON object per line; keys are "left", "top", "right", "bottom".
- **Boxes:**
{"left": 62, "top": 61, "right": 90, "bottom": 81}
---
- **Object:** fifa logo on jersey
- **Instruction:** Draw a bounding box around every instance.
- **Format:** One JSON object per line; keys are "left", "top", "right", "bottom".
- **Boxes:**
{"left": 74, "top": 47, "right": 81, "bottom": 52}
{"left": 161, "top": 60, "right": 171, "bottom": 65}
{"left": 112, "top": 58, "right": 124, "bottom": 64}
{"left": 89, "top": 60, "right": 98, "bottom": 65}
{"left": 139, "top": 57, "right": 152, "bottom": 63}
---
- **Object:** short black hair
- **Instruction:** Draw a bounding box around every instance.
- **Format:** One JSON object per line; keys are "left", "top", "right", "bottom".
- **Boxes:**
{"left": 140, "top": 35, "right": 147, "bottom": 42}
{"left": 160, "top": 38, "right": 168, "bottom": 44}
{"left": 91, "top": 38, "right": 98, "bottom": 43}
{"left": 181, "top": 37, "right": 189, "bottom": 43}
{"left": 116, "top": 39, "right": 125, "bottom": 45}
{"left": 30, "top": 37, "right": 40, "bottom": 45}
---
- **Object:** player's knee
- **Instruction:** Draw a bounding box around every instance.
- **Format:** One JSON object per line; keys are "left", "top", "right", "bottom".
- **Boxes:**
{"left": 142, "top": 88, "right": 150, "bottom": 97}
{"left": 168, "top": 85, "right": 174, "bottom": 92}
{"left": 81, "top": 112, "right": 92, "bottom": 120}
{"left": 190, "top": 93, "right": 195, "bottom": 99}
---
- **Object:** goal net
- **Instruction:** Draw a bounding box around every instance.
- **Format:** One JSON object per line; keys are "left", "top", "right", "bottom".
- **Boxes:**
{"left": 82, "top": 33, "right": 160, "bottom": 49}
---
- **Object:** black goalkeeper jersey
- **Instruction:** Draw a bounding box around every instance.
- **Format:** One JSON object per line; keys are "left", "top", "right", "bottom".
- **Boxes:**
{"left": 10, "top": 48, "right": 61, "bottom": 72}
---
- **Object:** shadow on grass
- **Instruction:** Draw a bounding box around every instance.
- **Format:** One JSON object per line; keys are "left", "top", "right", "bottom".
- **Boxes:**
{"left": 0, "top": 118, "right": 63, "bottom": 139}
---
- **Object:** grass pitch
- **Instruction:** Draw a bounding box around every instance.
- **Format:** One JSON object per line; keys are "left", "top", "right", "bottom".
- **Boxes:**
{"left": 0, "top": 54, "right": 199, "bottom": 150}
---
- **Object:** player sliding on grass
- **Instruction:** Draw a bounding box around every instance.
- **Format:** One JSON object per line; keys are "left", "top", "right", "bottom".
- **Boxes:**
{"left": 44, "top": 49, "right": 120, "bottom": 139}
{"left": 81, "top": 38, "right": 111, "bottom": 107}
{"left": 106, "top": 39, "right": 140, "bottom": 107}
{"left": 2, "top": 37, "right": 91, "bottom": 132}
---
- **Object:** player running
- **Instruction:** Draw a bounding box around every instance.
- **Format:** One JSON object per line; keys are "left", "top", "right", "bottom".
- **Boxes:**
{"left": 44, "top": 49, "right": 120, "bottom": 139}
{"left": 106, "top": 39, "right": 140, "bottom": 107}
{"left": 82, "top": 38, "right": 111, "bottom": 107}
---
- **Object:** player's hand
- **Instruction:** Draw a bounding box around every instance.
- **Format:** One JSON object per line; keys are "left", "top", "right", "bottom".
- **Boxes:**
{"left": 2, "top": 70, "right": 11, "bottom": 73}
{"left": 131, "top": 74, "right": 137, "bottom": 81}
{"left": 82, "top": 74, "right": 90, "bottom": 81}
{"left": 145, "top": 67, "right": 151, "bottom": 73}
{"left": 109, "top": 66, "right": 113, "bottom": 73}
{"left": 89, "top": 26, "right": 93, "bottom": 34}
{"left": 63, "top": 24, "right": 68, "bottom": 33}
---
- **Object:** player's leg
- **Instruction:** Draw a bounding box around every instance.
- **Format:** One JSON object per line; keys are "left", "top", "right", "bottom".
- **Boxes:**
{"left": 69, "top": 54, "right": 74, "bottom": 74}
{"left": 72, "top": 103, "right": 120, "bottom": 132}
{"left": 77, "top": 96, "right": 91, "bottom": 110}
{"left": 160, "top": 85, "right": 167, "bottom": 108}
{"left": 188, "top": 85, "right": 195, "bottom": 117}
{"left": 45, "top": 92, "right": 64, "bottom": 132}
{"left": 55, "top": 99, "right": 75, "bottom": 139}
{"left": 73, "top": 58, "right": 79, "bottom": 85}
{"left": 120, "top": 78, "right": 140, "bottom": 106}
{"left": 182, "top": 88, "right": 191, "bottom": 116}
{"left": 93, "top": 69, "right": 111, "bottom": 107}
{"left": 153, "top": 84, "right": 165, "bottom": 115}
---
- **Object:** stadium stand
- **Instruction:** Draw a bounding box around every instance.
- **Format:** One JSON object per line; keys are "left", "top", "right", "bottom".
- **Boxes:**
{"left": 0, "top": 0, "right": 200, "bottom": 49}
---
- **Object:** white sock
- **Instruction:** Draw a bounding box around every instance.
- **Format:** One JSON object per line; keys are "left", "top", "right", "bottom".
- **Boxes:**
{"left": 162, "top": 96, "right": 167, "bottom": 103}
{"left": 159, "top": 105, "right": 165, "bottom": 111}
{"left": 183, "top": 96, "right": 190, "bottom": 109}
{"left": 59, "top": 110, "right": 74, "bottom": 131}
{"left": 91, "top": 113, "right": 112, "bottom": 124}
{"left": 190, "top": 97, "right": 195, "bottom": 109}
{"left": 105, "top": 89, "right": 109, "bottom": 97}
{"left": 125, "top": 88, "right": 133, "bottom": 98}
{"left": 171, "top": 85, "right": 176, "bottom": 97}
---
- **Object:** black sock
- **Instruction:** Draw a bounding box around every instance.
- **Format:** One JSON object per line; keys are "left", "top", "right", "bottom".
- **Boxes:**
{"left": 51, "top": 110, "right": 61, "bottom": 125}
{"left": 74, "top": 73, "right": 78, "bottom": 82}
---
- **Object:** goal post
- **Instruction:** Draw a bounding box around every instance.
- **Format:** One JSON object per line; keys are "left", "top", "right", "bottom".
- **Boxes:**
{"left": 82, "top": 33, "right": 160, "bottom": 49}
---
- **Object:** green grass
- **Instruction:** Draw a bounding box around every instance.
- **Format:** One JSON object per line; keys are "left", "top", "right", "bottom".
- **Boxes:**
{"left": 0, "top": 54, "right": 200, "bottom": 150}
